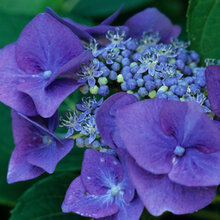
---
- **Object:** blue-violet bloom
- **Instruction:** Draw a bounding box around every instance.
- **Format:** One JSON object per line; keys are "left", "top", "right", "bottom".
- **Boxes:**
{"left": 62, "top": 149, "right": 143, "bottom": 219}
{"left": 7, "top": 111, "right": 74, "bottom": 183}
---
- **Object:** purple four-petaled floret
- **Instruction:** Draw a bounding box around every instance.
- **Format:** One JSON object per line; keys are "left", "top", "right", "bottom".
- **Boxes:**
{"left": 62, "top": 149, "right": 143, "bottom": 219}
{"left": 7, "top": 111, "right": 74, "bottom": 184}
{"left": 0, "top": 13, "right": 92, "bottom": 118}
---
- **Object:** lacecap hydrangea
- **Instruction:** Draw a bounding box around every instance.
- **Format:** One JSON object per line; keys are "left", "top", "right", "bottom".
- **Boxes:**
{"left": 0, "top": 4, "right": 220, "bottom": 220}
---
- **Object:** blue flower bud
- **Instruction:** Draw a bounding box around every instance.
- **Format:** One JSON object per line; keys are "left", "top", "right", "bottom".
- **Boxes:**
{"left": 183, "top": 66, "right": 192, "bottom": 76}
{"left": 145, "top": 80, "right": 156, "bottom": 91}
{"left": 164, "top": 78, "right": 178, "bottom": 87}
{"left": 132, "top": 52, "right": 142, "bottom": 61}
{"left": 98, "top": 85, "right": 109, "bottom": 96}
{"left": 92, "top": 140, "right": 100, "bottom": 149}
{"left": 121, "top": 49, "right": 131, "bottom": 58}
{"left": 121, "top": 82, "right": 128, "bottom": 91}
{"left": 195, "top": 77, "right": 206, "bottom": 87}
{"left": 100, "top": 66, "right": 110, "bottom": 77}
{"left": 156, "top": 91, "right": 168, "bottom": 99}
{"left": 168, "top": 94, "right": 179, "bottom": 101}
{"left": 178, "top": 79, "right": 188, "bottom": 87}
{"left": 126, "top": 39, "right": 137, "bottom": 50}
{"left": 189, "top": 84, "right": 201, "bottom": 94}
{"left": 109, "top": 71, "right": 117, "bottom": 80}
{"left": 76, "top": 137, "right": 84, "bottom": 148}
{"left": 174, "top": 85, "right": 187, "bottom": 96}
{"left": 170, "top": 85, "right": 177, "bottom": 93}
{"left": 121, "top": 58, "right": 130, "bottom": 66}
{"left": 137, "top": 78, "right": 144, "bottom": 87}
{"left": 130, "top": 64, "right": 139, "bottom": 74}
{"left": 185, "top": 77, "right": 194, "bottom": 84}
{"left": 177, "top": 53, "right": 188, "bottom": 63}
{"left": 143, "top": 75, "right": 154, "bottom": 82}
{"left": 176, "top": 59, "right": 185, "bottom": 70}
{"left": 155, "top": 79, "right": 162, "bottom": 88}
{"left": 133, "top": 72, "right": 142, "bottom": 80}
{"left": 123, "top": 72, "right": 133, "bottom": 81}
{"left": 121, "top": 66, "right": 130, "bottom": 75}
{"left": 190, "top": 51, "right": 200, "bottom": 63}
{"left": 127, "top": 78, "right": 137, "bottom": 90}
{"left": 138, "top": 87, "right": 148, "bottom": 97}
{"left": 111, "top": 62, "right": 120, "bottom": 71}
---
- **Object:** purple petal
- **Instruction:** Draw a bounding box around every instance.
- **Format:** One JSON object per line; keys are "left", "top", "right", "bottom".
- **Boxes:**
{"left": 205, "top": 65, "right": 220, "bottom": 117}
{"left": 65, "top": 128, "right": 74, "bottom": 138}
{"left": 17, "top": 78, "right": 81, "bottom": 118}
{"left": 15, "top": 112, "right": 60, "bottom": 143}
{"left": 125, "top": 8, "right": 180, "bottom": 43}
{"left": 109, "top": 195, "right": 143, "bottom": 220}
{"left": 62, "top": 176, "right": 119, "bottom": 218}
{"left": 7, "top": 143, "right": 44, "bottom": 184}
{"left": 127, "top": 155, "right": 217, "bottom": 216}
{"left": 88, "top": 77, "right": 96, "bottom": 88}
{"left": 115, "top": 98, "right": 176, "bottom": 174}
{"left": 93, "top": 70, "right": 103, "bottom": 77}
{"left": 81, "top": 149, "right": 123, "bottom": 195}
{"left": 47, "top": 111, "right": 59, "bottom": 132}
{"left": 0, "top": 44, "right": 37, "bottom": 116}
{"left": 160, "top": 101, "right": 220, "bottom": 153}
{"left": 16, "top": 13, "right": 83, "bottom": 74}
{"left": 45, "top": 7, "right": 93, "bottom": 42}
{"left": 26, "top": 139, "right": 74, "bottom": 174}
{"left": 169, "top": 148, "right": 220, "bottom": 187}
{"left": 96, "top": 93, "right": 137, "bottom": 149}
{"left": 46, "top": 50, "right": 93, "bottom": 86}
{"left": 137, "top": 65, "right": 148, "bottom": 74}
{"left": 116, "top": 149, "right": 135, "bottom": 203}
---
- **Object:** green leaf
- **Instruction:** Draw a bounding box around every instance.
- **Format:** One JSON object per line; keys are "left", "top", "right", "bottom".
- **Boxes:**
{"left": 55, "top": 147, "right": 85, "bottom": 172}
{"left": 72, "top": 0, "right": 152, "bottom": 18}
{"left": 0, "top": 11, "right": 32, "bottom": 48}
{"left": 0, "top": 0, "right": 63, "bottom": 15}
{"left": 187, "top": 0, "right": 220, "bottom": 62}
{"left": 10, "top": 172, "right": 86, "bottom": 220}
{"left": 0, "top": 103, "right": 41, "bottom": 207}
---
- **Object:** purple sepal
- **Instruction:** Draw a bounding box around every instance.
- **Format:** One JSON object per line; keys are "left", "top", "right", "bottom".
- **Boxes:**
{"left": 81, "top": 149, "right": 123, "bottom": 196}
{"left": 115, "top": 98, "right": 175, "bottom": 175}
{"left": 125, "top": 8, "right": 180, "bottom": 43}
{"left": 45, "top": 7, "right": 127, "bottom": 42}
{"left": 96, "top": 92, "right": 137, "bottom": 149}
{"left": 205, "top": 65, "right": 220, "bottom": 117}
{"left": 0, "top": 44, "right": 37, "bottom": 116}
{"left": 62, "top": 177, "right": 119, "bottom": 218}
{"left": 127, "top": 155, "right": 217, "bottom": 216}
{"left": 7, "top": 111, "right": 74, "bottom": 183}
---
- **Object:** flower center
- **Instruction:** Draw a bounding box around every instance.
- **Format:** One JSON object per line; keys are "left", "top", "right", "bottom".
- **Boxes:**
{"left": 43, "top": 70, "right": 52, "bottom": 79}
{"left": 42, "top": 135, "right": 52, "bottom": 146}
{"left": 110, "top": 185, "right": 121, "bottom": 197}
{"left": 174, "top": 145, "right": 185, "bottom": 157}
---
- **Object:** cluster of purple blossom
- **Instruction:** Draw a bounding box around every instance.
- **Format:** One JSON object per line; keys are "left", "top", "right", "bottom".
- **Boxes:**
{"left": 1, "top": 4, "right": 220, "bottom": 220}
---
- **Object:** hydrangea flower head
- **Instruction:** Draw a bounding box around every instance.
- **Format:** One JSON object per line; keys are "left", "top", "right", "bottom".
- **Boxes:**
{"left": 62, "top": 149, "right": 143, "bottom": 219}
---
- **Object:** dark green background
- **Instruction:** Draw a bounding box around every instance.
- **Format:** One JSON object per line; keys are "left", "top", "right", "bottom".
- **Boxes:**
{"left": 0, "top": 0, "right": 219, "bottom": 219}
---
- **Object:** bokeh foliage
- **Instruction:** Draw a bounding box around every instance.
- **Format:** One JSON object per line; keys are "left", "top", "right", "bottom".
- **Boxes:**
{"left": 0, "top": 0, "right": 219, "bottom": 219}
